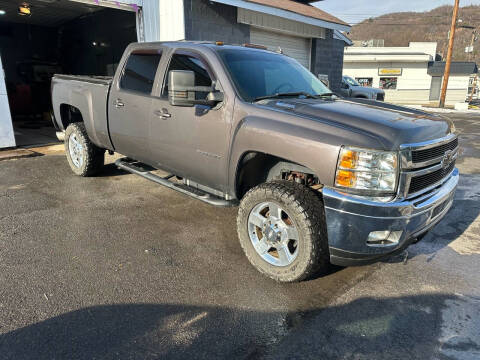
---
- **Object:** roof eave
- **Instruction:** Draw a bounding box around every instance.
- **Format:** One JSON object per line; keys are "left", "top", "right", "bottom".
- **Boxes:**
{"left": 333, "top": 30, "right": 353, "bottom": 46}
{"left": 209, "top": 0, "right": 351, "bottom": 32}
{"left": 344, "top": 54, "right": 433, "bottom": 63}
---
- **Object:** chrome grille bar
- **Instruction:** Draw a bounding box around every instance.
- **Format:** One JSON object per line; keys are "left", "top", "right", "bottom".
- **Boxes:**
{"left": 399, "top": 134, "right": 459, "bottom": 199}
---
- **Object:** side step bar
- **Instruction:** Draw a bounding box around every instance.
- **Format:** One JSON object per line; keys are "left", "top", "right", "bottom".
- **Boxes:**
{"left": 115, "top": 158, "right": 238, "bottom": 207}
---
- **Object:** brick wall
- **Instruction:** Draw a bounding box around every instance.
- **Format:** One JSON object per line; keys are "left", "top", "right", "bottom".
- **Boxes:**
{"left": 184, "top": 0, "right": 250, "bottom": 45}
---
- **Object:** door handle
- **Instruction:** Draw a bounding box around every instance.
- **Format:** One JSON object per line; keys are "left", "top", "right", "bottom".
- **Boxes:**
{"left": 154, "top": 109, "right": 171, "bottom": 119}
{"left": 114, "top": 99, "right": 125, "bottom": 108}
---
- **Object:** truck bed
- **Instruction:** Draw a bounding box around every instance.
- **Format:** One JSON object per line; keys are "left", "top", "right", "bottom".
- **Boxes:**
{"left": 53, "top": 74, "right": 113, "bottom": 85}
{"left": 51, "top": 74, "right": 114, "bottom": 150}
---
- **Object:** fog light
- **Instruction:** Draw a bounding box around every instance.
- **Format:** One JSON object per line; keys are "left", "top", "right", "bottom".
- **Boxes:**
{"left": 367, "top": 230, "right": 402, "bottom": 247}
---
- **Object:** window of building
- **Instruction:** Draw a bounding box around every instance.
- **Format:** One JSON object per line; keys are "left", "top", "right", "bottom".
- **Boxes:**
{"left": 120, "top": 52, "right": 162, "bottom": 94}
{"left": 356, "top": 78, "right": 373, "bottom": 87}
{"left": 380, "top": 77, "right": 398, "bottom": 90}
{"left": 163, "top": 54, "right": 213, "bottom": 98}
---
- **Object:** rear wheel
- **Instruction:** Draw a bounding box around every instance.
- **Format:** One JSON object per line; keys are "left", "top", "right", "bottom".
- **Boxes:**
{"left": 65, "top": 123, "right": 104, "bottom": 176}
{"left": 237, "top": 181, "right": 329, "bottom": 282}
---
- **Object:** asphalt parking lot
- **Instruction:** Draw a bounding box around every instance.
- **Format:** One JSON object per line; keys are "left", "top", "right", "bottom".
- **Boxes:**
{"left": 1, "top": 112, "right": 479, "bottom": 360}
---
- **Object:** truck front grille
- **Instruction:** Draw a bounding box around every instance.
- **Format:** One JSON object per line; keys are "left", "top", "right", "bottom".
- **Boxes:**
{"left": 408, "top": 161, "right": 455, "bottom": 195}
{"left": 411, "top": 137, "right": 458, "bottom": 163}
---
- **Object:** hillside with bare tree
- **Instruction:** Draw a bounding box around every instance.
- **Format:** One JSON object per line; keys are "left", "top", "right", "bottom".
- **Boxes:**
{"left": 349, "top": 5, "right": 479, "bottom": 65}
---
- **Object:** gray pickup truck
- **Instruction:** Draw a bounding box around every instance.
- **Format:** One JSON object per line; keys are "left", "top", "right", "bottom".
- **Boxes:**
{"left": 340, "top": 75, "right": 385, "bottom": 101}
{"left": 51, "top": 41, "right": 459, "bottom": 282}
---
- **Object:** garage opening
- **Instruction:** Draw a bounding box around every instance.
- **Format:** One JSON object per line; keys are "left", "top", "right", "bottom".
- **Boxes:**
{"left": 0, "top": 0, "right": 138, "bottom": 147}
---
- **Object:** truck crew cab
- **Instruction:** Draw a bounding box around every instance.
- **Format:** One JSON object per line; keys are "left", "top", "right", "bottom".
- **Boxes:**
{"left": 51, "top": 41, "right": 459, "bottom": 282}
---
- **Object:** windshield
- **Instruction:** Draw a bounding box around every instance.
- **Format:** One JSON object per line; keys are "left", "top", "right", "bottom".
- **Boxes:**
{"left": 216, "top": 48, "right": 331, "bottom": 102}
{"left": 343, "top": 76, "right": 360, "bottom": 87}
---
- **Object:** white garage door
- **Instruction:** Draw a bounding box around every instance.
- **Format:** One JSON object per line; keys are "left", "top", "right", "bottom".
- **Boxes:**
{"left": 250, "top": 28, "right": 311, "bottom": 70}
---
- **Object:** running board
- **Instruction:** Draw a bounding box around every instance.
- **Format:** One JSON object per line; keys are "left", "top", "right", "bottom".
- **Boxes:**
{"left": 115, "top": 158, "right": 238, "bottom": 207}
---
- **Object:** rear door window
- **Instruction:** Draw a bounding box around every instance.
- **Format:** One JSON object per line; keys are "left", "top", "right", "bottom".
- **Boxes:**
{"left": 120, "top": 51, "right": 162, "bottom": 94}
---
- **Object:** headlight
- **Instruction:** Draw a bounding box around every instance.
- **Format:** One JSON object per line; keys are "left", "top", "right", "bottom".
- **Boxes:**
{"left": 335, "top": 147, "right": 398, "bottom": 195}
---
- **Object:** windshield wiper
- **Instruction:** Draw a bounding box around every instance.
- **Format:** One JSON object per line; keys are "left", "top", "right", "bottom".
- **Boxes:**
{"left": 317, "top": 92, "right": 336, "bottom": 98}
{"left": 254, "top": 91, "right": 319, "bottom": 102}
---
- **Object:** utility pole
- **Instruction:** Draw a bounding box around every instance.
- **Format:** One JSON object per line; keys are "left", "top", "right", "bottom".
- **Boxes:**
{"left": 439, "top": 0, "right": 460, "bottom": 108}
{"left": 468, "top": 30, "right": 477, "bottom": 61}
{"left": 469, "top": 32, "right": 474, "bottom": 61}
{"left": 469, "top": 74, "right": 478, "bottom": 103}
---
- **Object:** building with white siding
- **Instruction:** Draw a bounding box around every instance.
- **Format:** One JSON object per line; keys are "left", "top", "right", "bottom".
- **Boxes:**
{"left": 343, "top": 42, "right": 478, "bottom": 106}
{"left": 0, "top": 0, "right": 351, "bottom": 149}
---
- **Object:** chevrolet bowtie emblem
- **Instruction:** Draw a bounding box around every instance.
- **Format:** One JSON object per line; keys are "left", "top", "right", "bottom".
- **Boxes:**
{"left": 442, "top": 150, "right": 454, "bottom": 168}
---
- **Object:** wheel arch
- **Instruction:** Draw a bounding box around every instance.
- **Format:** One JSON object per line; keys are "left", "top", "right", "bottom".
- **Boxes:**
{"left": 234, "top": 151, "right": 321, "bottom": 200}
{"left": 59, "top": 104, "right": 84, "bottom": 130}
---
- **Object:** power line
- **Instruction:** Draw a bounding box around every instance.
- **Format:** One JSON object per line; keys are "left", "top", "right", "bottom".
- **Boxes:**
{"left": 349, "top": 23, "right": 455, "bottom": 26}
{"left": 335, "top": 14, "right": 465, "bottom": 17}
{"left": 349, "top": 20, "right": 480, "bottom": 25}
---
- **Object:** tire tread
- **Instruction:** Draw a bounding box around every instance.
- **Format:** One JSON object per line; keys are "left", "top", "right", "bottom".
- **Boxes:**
{"left": 65, "top": 123, "right": 104, "bottom": 177}
{"left": 237, "top": 180, "right": 329, "bottom": 282}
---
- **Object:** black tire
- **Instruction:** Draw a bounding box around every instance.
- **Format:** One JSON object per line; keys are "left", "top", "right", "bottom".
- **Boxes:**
{"left": 237, "top": 180, "right": 329, "bottom": 282}
{"left": 64, "top": 123, "right": 104, "bottom": 177}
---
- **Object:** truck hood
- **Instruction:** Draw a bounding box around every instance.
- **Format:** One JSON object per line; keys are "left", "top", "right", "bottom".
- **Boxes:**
{"left": 258, "top": 98, "right": 454, "bottom": 149}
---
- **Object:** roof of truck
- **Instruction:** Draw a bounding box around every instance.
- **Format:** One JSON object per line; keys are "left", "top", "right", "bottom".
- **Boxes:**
{"left": 129, "top": 40, "right": 283, "bottom": 56}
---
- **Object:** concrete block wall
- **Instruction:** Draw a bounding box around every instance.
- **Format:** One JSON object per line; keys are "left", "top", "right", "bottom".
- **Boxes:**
{"left": 183, "top": 0, "right": 250, "bottom": 45}
{"left": 311, "top": 29, "right": 345, "bottom": 92}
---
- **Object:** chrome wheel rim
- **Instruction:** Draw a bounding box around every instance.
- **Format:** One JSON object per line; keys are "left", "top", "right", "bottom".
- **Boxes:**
{"left": 68, "top": 133, "right": 84, "bottom": 168}
{"left": 248, "top": 201, "right": 299, "bottom": 267}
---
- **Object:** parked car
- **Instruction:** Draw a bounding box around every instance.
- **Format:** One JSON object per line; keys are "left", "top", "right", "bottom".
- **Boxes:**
{"left": 51, "top": 42, "right": 458, "bottom": 282}
{"left": 340, "top": 75, "right": 385, "bottom": 101}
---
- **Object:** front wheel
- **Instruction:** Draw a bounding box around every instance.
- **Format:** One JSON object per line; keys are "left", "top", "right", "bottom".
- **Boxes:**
{"left": 237, "top": 181, "right": 329, "bottom": 282}
{"left": 65, "top": 123, "right": 104, "bottom": 176}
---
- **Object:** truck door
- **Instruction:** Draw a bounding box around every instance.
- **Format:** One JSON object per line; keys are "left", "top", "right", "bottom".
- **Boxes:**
{"left": 108, "top": 50, "right": 162, "bottom": 162}
{"left": 149, "top": 51, "right": 229, "bottom": 192}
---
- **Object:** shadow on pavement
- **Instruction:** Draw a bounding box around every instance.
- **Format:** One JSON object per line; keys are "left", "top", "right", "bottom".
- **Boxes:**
{"left": 1, "top": 294, "right": 478, "bottom": 360}
{"left": 95, "top": 163, "right": 129, "bottom": 177}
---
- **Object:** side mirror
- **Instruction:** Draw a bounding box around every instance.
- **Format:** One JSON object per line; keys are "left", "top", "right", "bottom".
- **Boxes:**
{"left": 207, "top": 91, "right": 224, "bottom": 104}
{"left": 168, "top": 70, "right": 195, "bottom": 106}
{"left": 168, "top": 70, "right": 224, "bottom": 107}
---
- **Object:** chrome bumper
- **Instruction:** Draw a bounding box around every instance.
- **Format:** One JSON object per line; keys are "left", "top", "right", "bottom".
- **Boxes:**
{"left": 323, "top": 168, "right": 459, "bottom": 266}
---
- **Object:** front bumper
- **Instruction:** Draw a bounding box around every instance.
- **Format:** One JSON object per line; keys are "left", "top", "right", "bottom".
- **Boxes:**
{"left": 323, "top": 168, "right": 459, "bottom": 266}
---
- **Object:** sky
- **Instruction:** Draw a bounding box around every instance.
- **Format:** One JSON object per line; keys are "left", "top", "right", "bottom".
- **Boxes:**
{"left": 314, "top": 0, "right": 480, "bottom": 25}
